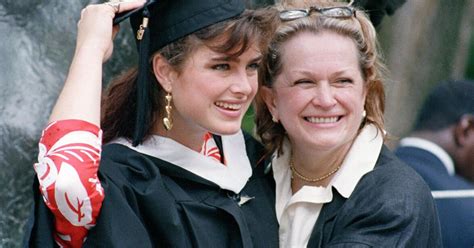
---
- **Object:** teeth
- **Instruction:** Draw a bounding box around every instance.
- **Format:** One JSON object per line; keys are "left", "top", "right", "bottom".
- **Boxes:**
{"left": 306, "top": 117, "right": 338, "bottom": 123}
{"left": 215, "top": 102, "right": 241, "bottom": 110}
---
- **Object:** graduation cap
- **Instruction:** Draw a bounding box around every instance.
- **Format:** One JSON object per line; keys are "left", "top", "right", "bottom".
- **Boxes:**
{"left": 113, "top": 0, "right": 246, "bottom": 146}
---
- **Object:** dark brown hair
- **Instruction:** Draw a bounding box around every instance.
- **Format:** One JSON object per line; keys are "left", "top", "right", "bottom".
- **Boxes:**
{"left": 101, "top": 8, "right": 278, "bottom": 144}
{"left": 255, "top": 0, "right": 387, "bottom": 155}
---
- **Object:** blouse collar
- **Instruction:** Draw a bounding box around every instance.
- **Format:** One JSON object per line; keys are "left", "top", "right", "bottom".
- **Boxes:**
{"left": 331, "top": 124, "right": 384, "bottom": 197}
{"left": 272, "top": 124, "right": 383, "bottom": 221}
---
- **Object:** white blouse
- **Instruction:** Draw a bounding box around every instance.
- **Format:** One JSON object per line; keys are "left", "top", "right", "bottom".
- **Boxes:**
{"left": 272, "top": 124, "right": 384, "bottom": 248}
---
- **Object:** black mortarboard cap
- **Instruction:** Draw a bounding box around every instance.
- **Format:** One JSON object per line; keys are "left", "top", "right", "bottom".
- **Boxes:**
{"left": 113, "top": 0, "right": 245, "bottom": 146}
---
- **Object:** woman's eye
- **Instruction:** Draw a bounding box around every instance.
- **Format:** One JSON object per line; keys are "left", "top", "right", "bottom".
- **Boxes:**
{"left": 247, "top": 62, "right": 260, "bottom": 71}
{"left": 212, "top": 64, "right": 230, "bottom": 71}
{"left": 336, "top": 78, "right": 353, "bottom": 84}
{"left": 294, "top": 80, "right": 313, "bottom": 85}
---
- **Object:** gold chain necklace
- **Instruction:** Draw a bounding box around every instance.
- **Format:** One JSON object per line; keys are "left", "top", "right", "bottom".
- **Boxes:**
{"left": 289, "top": 155, "right": 341, "bottom": 183}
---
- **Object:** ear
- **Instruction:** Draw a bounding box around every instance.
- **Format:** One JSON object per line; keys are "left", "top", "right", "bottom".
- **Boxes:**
{"left": 260, "top": 86, "right": 279, "bottom": 121}
{"left": 454, "top": 114, "right": 474, "bottom": 147}
{"left": 152, "top": 54, "right": 177, "bottom": 92}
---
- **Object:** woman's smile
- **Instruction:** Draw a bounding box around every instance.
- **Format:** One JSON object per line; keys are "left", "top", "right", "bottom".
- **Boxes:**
{"left": 304, "top": 116, "right": 341, "bottom": 124}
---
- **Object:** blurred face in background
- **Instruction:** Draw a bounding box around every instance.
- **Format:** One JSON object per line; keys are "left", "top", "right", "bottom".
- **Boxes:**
{"left": 454, "top": 115, "right": 474, "bottom": 182}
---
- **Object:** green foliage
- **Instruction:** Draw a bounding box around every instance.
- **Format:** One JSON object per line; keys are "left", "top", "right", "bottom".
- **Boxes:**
{"left": 242, "top": 106, "right": 256, "bottom": 135}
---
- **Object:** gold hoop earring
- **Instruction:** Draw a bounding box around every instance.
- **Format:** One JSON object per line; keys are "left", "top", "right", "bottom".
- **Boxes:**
{"left": 163, "top": 92, "right": 173, "bottom": 131}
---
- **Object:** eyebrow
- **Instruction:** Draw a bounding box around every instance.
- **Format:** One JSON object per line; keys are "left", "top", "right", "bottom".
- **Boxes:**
{"left": 210, "top": 54, "right": 263, "bottom": 63}
{"left": 250, "top": 55, "right": 263, "bottom": 63}
{"left": 211, "top": 56, "right": 234, "bottom": 62}
{"left": 331, "top": 70, "right": 351, "bottom": 77}
{"left": 289, "top": 68, "right": 354, "bottom": 78}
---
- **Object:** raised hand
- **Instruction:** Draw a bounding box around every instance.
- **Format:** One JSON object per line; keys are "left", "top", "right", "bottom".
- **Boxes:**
{"left": 49, "top": 0, "right": 145, "bottom": 125}
{"left": 75, "top": 1, "right": 146, "bottom": 62}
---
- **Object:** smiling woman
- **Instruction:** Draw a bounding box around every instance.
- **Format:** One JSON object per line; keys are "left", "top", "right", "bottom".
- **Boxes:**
{"left": 155, "top": 43, "right": 261, "bottom": 144}
{"left": 254, "top": 0, "right": 442, "bottom": 247}
{"left": 25, "top": 0, "right": 279, "bottom": 247}
{"left": 264, "top": 31, "right": 366, "bottom": 154}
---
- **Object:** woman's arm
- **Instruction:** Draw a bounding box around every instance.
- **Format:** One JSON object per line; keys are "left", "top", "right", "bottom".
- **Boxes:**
{"left": 49, "top": 2, "right": 144, "bottom": 124}
{"left": 35, "top": 119, "right": 102, "bottom": 247}
{"left": 33, "top": 2, "right": 145, "bottom": 247}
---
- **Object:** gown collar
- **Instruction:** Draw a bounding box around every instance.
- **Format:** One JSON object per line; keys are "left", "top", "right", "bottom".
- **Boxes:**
{"left": 113, "top": 130, "right": 252, "bottom": 194}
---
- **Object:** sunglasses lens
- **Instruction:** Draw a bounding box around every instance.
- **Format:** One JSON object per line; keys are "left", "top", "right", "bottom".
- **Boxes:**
{"left": 320, "top": 7, "right": 353, "bottom": 18}
{"left": 279, "top": 10, "right": 308, "bottom": 21}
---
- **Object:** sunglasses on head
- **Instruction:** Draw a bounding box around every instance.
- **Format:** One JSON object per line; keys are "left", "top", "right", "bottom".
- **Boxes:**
{"left": 279, "top": 1, "right": 355, "bottom": 22}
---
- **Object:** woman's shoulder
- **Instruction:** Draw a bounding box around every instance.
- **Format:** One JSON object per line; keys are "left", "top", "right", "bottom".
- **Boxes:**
{"left": 332, "top": 147, "right": 441, "bottom": 247}
{"left": 353, "top": 145, "right": 434, "bottom": 208}
{"left": 102, "top": 142, "right": 139, "bottom": 158}
{"left": 101, "top": 142, "right": 151, "bottom": 166}
{"left": 329, "top": 145, "right": 442, "bottom": 247}
{"left": 366, "top": 146, "right": 429, "bottom": 188}
{"left": 99, "top": 143, "right": 164, "bottom": 187}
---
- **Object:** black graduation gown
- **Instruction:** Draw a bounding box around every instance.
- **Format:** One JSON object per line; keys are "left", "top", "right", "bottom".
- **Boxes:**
{"left": 307, "top": 146, "right": 442, "bottom": 247}
{"left": 25, "top": 133, "right": 279, "bottom": 247}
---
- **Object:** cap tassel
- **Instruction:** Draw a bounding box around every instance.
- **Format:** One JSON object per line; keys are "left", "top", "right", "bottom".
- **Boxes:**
{"left": 132, "top": 8, "right": 151, "bottom": 147}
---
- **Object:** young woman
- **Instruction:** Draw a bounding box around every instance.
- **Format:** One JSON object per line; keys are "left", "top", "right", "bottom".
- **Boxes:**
{"left": 255, "top": 0, "right": 442, "bottom": 247}
{"left": 25, "top": 0, "right": 278, "bottom": 247}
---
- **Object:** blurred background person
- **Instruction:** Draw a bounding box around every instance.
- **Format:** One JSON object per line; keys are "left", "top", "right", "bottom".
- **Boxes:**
{"left": 395, "top": 79, "right": 474, "bottom": 248}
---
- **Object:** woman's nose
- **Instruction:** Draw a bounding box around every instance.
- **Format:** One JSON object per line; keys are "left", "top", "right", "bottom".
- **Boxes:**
{"left": 229, "top": 71, "right": 254, "bottom": 96}
{"left": 311, "top": 83, "right": 337, "bottom": 108}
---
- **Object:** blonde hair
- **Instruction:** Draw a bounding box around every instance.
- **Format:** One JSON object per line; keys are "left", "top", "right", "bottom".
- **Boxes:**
{"left": 255, "top": 0, "right": 387, "bottom": 155}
